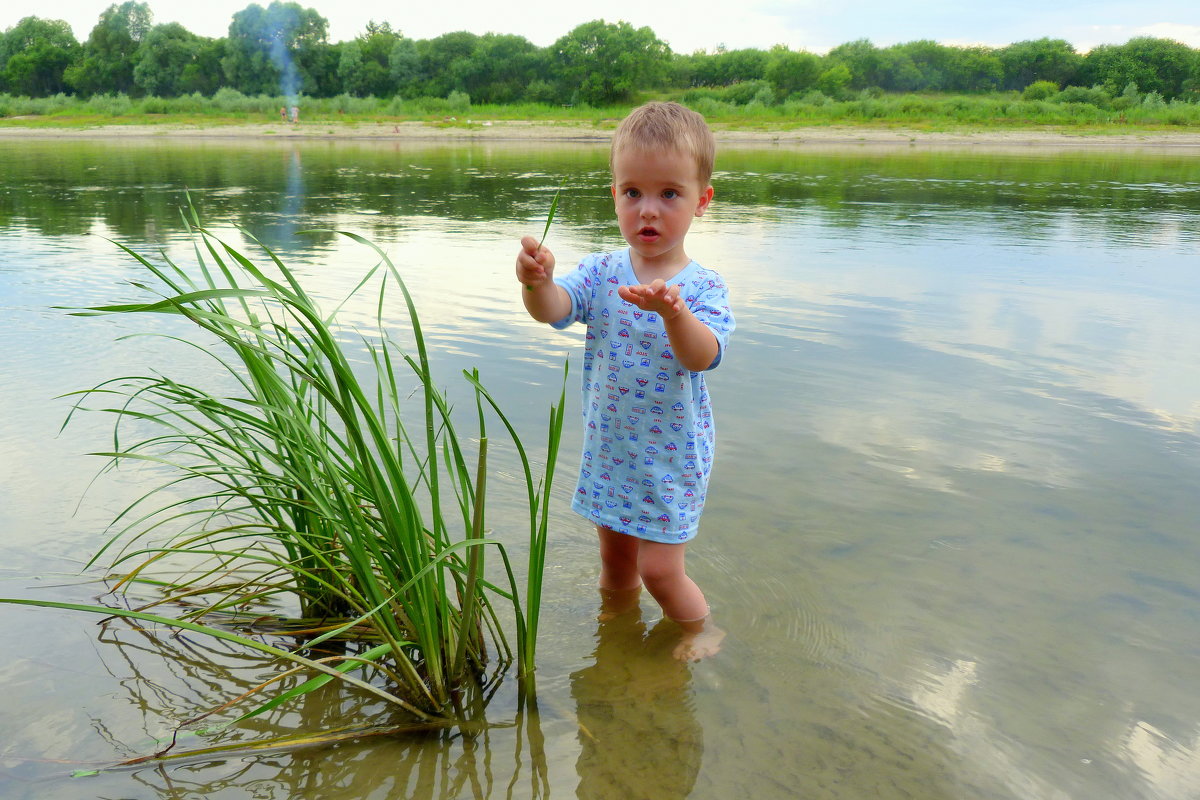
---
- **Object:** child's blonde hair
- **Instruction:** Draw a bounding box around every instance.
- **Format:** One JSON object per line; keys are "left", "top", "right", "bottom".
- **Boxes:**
{"left": 610, "top": 101, "right": 715, "bottom": 186}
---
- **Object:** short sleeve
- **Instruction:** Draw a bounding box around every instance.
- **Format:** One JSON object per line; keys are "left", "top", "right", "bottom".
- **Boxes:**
{"left": 687, "top": 270, "right": 735, "bottom": 370}
{"left": 549, "top": 254, "right": 600, "bottom": 330}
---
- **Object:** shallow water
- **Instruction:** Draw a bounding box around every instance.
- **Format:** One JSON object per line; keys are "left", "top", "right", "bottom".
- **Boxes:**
{"left": 1, "top": 137, "right": 1199, "bottom": 799}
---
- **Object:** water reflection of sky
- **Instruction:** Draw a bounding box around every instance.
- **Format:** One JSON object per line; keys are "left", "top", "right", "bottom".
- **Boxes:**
{"left": 2, "top": 141, "right": 1199, "bottom": 800}
{"left": 694, "top": 198, "right": 1200, "bottom": 498}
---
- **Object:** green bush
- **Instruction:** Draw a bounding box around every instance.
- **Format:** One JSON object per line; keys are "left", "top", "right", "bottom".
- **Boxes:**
{"left": 209, "top": 87, "right": 282, "bottom": 114}
{"left": 720, "top": 79, "right": 772, "bottom": 105}
{"left": 404, "top": 95, "right": 486, "bottom": 116}
{"left": 686, "top": 79, "right": 768, "bottom": 105}
{"left": 211, "top": 87, "right": 246, "bottom": 111}
{"left": 172, "top": 92, "right": 211, "bottom": 114}
{"left": 1162, "top": 106, "right": 1195, "bottom": 125}
{"left": 898, "top": 94, "right": 937, "bottom": 114}
{"left": 1054, "top": 85, "right": 1112, "bottom": 108}
{"left": 137, "top": 96, "right": 170, "bottom": 114}
{"left": 525, "top": 79, "right": 559, "bottom": 104}
{"left": 84, "top": 93, "right": 134, "bottom": 116}
{"left": 681, "top": 96, "right": 730, "bottom": 118}
{"left": 751, "top": 86, "right": 776, "bottom": 106}
{"left": 1022, "top": 80, "right": 1059, "bottom": 101}
{"left": 326, "top": 93, "right": 380, "bottom": 114}
{"left": 681, "top": 86, "right": 721, "bottom": 104}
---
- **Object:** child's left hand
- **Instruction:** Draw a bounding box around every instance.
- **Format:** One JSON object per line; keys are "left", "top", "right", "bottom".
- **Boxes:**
{"left": 618, "top": 279, "right": 684, "bottom": 320}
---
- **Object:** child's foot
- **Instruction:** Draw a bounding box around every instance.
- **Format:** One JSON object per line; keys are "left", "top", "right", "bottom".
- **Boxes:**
{"left": 672, "top": 616, "right": 725, "bottom": 661}
{"left": 597, "top": 585, "right": 642, "bottom": 621}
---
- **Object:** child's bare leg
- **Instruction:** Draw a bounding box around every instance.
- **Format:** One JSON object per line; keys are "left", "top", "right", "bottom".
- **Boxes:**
{"left": 597, "top": 585, "right": 643, "bottom": 620}
{"left": 636, "top": 541, "right": 706, "bottom": 620}
{"left": 597, "top": 526, "right": 642, "bottom": 592}
{"left": 637, "top": 541, "right": 724, "bottom": 661}
{"left": 596, "top": 527, "right": 645, "bottom": 621}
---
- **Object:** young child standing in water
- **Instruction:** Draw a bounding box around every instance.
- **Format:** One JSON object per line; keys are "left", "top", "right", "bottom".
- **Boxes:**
{"left": 515, "top": 102, "right": 734, "bottom": 660}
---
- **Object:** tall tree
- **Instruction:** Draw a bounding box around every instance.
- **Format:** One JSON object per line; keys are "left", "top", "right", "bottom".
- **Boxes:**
{"left": 0, "top": 17, "right": 80, "bottom": 96}
{"left": 452, "top": 33, "right": 539, "bottom": 104}
{"left": 884, "top": 40, "right": 953, "bottom": 91}
{"left": 65, "top": 2, "right": 151, "bottom": 96}
{"left": 876, "top": 47, "right": 924, "bottom": 92}
{"left": 416, "top": 31, "right": 479, "bottom": 97}
{"left": 550, "top": 20, "right": 670, "bottom": 106}
{"left": 222, "top": 2, "right": 328, "bottom": 96}
{"left": 179, "top": 38, "right": 225, "bottom": 96}
{"left": 997, "top": 38, "right": 1081, "bottom": 90}
{"left": 943, "top": 46, "right": 1003, "bottom": 91}
{"left": 389, "top": 36, "right": 420, "bottom": 97}
{"left": 764, "top": 47, "right": 822, "bottom": 97}
{"left": 132, "top": 22, "right": 219, "bottom": 97}
{"left": 825, "top": 39, "right": 884, "bottom": 89}
{"left": 1080, "top": 37, "right": 1197, "bottom": 98}
{"left": 354, "top": 23, "right": 403, "bottom": 97}
{"left": 336, "top": 40, "right": 367, "bottom": 96}
{"left": 691, "top": 48, "right": 769, "bottom": 86}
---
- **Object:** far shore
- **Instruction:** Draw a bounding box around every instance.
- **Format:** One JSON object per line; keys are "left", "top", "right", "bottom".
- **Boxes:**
{"left": 3, "top": 119, "right": 1200, "bottom": 150}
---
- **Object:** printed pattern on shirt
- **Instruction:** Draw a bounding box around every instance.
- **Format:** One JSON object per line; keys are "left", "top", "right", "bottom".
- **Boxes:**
{"left": 552, "top": 249, "right": 735, "bottom": 543}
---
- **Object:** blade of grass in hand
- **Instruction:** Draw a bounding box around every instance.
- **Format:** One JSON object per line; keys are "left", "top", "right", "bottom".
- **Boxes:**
{"left": 537, "top": 189, "right": 560, "bottom": 251}
{"left": 526, "top": 187, "right": 561, "bottom": 292}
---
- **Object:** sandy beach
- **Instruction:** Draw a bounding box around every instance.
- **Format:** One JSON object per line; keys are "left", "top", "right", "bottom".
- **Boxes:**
{"left": 3, "top": 119, "right": 1200, "bottom": 149}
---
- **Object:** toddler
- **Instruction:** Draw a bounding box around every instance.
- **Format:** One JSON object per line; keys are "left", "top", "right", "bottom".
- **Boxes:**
{"left": 515, "top": 101, "right": 734, "bottom": 660}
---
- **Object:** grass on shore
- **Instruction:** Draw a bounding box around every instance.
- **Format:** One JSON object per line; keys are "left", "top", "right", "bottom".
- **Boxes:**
{"left": 2, "top": 89, "right": 1199, "bottom": 135}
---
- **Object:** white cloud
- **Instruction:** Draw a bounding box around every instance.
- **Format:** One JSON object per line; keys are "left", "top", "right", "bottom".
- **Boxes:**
{"left": 1132, "top": 22, "right": 1200, "bottom": 46}
{"left": 1072, "top": 22, "right": 1200, "bottom": 50}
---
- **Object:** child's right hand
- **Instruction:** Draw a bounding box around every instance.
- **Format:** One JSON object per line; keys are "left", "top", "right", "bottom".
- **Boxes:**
{"left": 516, "top": 236, "right": 555, "bottom": 289}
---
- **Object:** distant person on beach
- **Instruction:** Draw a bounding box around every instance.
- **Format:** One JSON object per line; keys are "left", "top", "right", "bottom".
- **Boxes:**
{"left": 289, "top": 105, "right": 299, "bottom": 124}
{"left": 279, "top": 107, "right": 287, "bottom": 122}
{"left": 515, "top": 101, "right": 734, "bottom": 660}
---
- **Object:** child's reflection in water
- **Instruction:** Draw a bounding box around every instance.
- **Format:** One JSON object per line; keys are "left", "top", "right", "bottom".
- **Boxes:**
{"left": 571, "top": 587, "right": 704, "bottom": 800}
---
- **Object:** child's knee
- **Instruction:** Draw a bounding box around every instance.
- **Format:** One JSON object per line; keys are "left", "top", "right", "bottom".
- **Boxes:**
{"left": 637, "top": 555, "right": 684, "bottom": 590}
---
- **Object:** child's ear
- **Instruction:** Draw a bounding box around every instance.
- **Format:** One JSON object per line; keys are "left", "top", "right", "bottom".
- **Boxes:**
{"left": 695, "top": 185, "right": 714, "bottom": 217}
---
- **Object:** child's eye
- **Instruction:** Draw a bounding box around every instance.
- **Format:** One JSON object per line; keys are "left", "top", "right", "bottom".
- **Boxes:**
{"left": 662, "top": 189, "right": 678, "bottom": 199}
{"left": 624, "top": 189, "right": 641, "bottom": 199}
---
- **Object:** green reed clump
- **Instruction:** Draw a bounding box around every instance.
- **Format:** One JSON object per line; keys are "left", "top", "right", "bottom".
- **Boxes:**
{"left": 27, "top": 204, "right": 565, "bottom": 725}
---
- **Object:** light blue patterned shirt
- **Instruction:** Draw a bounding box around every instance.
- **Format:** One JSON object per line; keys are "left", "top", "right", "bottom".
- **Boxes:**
{"left": 552, "top": 248, "right": 735, "bottom": 542}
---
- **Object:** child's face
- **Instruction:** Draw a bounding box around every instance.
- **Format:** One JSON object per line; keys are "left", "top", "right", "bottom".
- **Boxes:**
{"left": 611, "top": 146, "right": 713, "bottom": 275}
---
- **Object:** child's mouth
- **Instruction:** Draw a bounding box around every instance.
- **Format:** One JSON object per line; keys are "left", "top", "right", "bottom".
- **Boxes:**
{"left": 637, "top": 227, "right": 660, "bottom": 241}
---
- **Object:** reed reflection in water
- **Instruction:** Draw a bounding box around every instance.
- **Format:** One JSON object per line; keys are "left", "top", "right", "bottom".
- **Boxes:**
{"left": 0, "top": 137, "right": 1198, "bottom": 800}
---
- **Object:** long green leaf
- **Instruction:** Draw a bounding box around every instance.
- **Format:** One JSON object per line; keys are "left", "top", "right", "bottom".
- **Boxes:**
{"left": 0, "top": 598, "right": 437, "bottom": 720}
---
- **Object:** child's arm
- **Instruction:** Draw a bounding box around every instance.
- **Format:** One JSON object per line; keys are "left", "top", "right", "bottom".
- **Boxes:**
{"left": 516, "top": 235, "right": 572, "bottom": 323}
{"left": 618, "top": 280, "right": 719, "bottom": 372}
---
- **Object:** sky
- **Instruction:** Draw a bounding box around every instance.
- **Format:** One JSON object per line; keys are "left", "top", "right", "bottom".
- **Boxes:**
{"left": 7, "top": 0, "right": 1200, "bottom": 53}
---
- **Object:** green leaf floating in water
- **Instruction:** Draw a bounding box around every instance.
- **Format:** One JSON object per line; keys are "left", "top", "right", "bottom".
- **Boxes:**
{"left": 526, "top": 187, "right": 561, "bottom": 291}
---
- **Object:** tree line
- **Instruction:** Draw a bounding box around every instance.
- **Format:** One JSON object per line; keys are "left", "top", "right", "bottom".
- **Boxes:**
{"left": 2, "top": 1, "right": 1199, "bottom": 106}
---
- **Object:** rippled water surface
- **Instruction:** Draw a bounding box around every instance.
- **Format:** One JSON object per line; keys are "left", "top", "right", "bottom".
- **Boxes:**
{"left": 2, "top": 137, "right": 1199, "bottom": 799}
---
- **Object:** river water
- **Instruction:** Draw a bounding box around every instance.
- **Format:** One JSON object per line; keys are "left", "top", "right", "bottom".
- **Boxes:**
{"left": 1, "top": 136, "right": 1199, "bottom": 799}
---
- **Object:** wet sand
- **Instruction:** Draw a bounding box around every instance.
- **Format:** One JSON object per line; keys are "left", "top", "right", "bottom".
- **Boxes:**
{"left": 3, "top": 119, "right": 1200, "bottom": 150}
